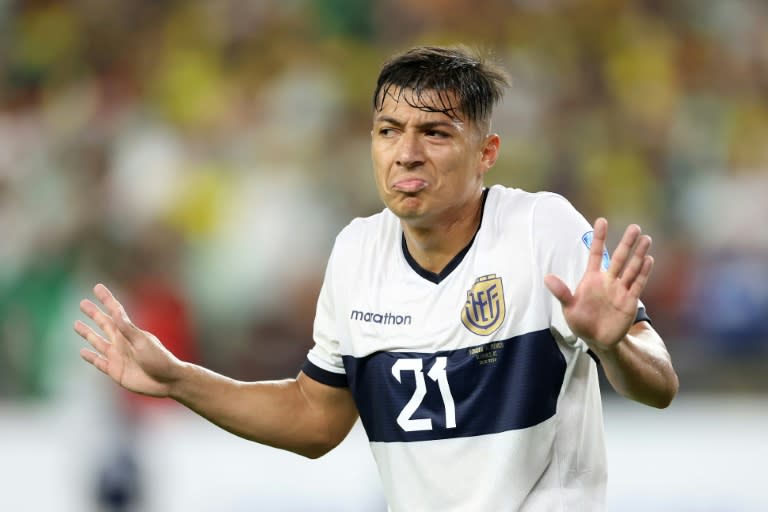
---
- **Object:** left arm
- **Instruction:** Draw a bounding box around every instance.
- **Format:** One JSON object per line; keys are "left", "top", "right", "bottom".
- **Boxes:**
{"left": 591, "top": 320, "right": 678, "bottom": 408}
{"left": 545, "top": 217, "right": 679, "bottom": 409}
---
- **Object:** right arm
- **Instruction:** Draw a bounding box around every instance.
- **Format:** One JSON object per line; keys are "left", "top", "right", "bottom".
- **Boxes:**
{"left": 171, "top": 367, "right": 358, "bottom": 458}
{"left": 75, "top": 284, "right": 358, "bottom": 459}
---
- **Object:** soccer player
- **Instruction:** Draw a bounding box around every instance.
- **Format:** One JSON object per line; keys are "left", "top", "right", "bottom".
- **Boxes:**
{"left": 75, "top": 46, "right": 679, "bottom": 511}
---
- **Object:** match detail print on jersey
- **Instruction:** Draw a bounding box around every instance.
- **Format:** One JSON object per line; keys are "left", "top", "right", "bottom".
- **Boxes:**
{"left": 461, "top": 274, "right": 506, "bottom": 336}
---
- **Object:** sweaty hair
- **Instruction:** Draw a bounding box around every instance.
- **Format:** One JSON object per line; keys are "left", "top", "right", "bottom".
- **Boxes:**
{"left": 373, "top": 45, "right": 510, "bottom": 128}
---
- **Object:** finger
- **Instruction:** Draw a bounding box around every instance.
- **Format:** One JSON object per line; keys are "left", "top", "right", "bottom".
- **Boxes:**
{"left": 79, "top": 299, "right": 115, "bottom": 337}
{"left": 111, "top": 308, "right": 142, "bottom": 343}
{"left": 544, "top": 274, "right": 574, "bottom": 306}
{"left": 80, "top": 348, "right": 110, "bottom": 375}
{"left": 93, "top": 283, "right": 140, "bottom": 342}
{"left": 93, "top": 284, "right": 130, "bottom": 322}
{"left": 628, "top": 256, "right": 654, "bottom": 298}
{"left": 587, "top": 218, "right": 608, "bottom": 273}
{"left": 620, "top": 235, "right": 652, "bottom": 287}
{"left": 608, "top": 224, "right": 642, "bottom": 278}
{"left": 74, "top": 320, "right": 111, "bottom": 355}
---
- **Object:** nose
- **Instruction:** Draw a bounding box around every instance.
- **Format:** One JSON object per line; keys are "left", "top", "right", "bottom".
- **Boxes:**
{"left": 395, "top": 133, "right": 425, "bottom": 169}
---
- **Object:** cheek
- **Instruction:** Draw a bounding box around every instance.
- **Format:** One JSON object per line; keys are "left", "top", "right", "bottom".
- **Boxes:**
{"left": 371, "top": 143, "right": 387, "bottom": 166}
{"left": 371, "top": 158, "right": 389, "bottom": 193}
{"left": 435, "top": 150, "right": 473, "bottom": 179}
{"left": 371, "top": 157, "right": 386, "bottom": 178}
{"left": 372, "top": 147, "right": 395, "bottom": 177}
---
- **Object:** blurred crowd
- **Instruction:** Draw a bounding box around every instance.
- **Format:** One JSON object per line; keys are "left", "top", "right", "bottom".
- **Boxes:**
{"left": 1, "top": 0, "right": 767, "bottom": 401}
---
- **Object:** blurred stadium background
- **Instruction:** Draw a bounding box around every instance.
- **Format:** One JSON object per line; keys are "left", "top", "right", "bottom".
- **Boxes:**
{"left": 1, "top": 0, "right": 766, "bottom": 510}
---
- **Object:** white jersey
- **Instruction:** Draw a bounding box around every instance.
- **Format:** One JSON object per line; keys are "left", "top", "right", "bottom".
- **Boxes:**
{"left": 303, "top": 185, "right": 648, "bottom": 511}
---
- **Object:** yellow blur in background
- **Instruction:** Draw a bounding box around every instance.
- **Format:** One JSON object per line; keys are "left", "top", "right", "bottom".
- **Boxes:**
{"left": 1, "top": 1, "right": 766, "bottom": 510}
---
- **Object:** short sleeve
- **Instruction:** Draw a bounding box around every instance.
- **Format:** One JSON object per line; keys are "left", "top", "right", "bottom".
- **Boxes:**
{"left": 531, "top": 194, "right": 648, "bottom": 345}
{"left": 302, "top": 243, "right": 349, "bottom": 387}
{"left": 531, "top": 194, "right": 594, "bottom": 344}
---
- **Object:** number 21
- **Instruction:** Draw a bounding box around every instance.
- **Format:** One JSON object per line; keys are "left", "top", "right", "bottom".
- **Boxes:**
{"left": 391, "top": 357, "right": 456, "bottom": 432}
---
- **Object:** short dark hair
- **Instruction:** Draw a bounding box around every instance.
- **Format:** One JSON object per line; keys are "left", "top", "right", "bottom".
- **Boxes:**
{"left": 373, "top": 45, "right": 510, "bottom": 127}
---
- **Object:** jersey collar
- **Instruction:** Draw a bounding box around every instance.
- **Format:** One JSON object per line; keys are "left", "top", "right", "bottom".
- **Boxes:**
{"left": 401, "top": 187, "right": 489, "bottom": 284}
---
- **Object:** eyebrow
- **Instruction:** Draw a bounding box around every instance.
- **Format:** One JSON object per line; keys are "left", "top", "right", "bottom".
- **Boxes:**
{"left": 374, "top": 116, "right": 461, "bottom": 131}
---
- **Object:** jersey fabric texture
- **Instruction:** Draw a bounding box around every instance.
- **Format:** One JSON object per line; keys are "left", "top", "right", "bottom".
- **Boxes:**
{"left": 302, "top": 185, "right": 649, "bottom": 512}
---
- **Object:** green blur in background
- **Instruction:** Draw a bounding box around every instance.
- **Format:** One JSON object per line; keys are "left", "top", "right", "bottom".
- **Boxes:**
{"left": 1, "top": 0, "right": 766, "bottom": 510}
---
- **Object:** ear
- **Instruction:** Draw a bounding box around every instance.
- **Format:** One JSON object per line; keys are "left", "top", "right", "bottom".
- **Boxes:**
{"left": 478, "top": 133, "right": 501, "bottom": 175}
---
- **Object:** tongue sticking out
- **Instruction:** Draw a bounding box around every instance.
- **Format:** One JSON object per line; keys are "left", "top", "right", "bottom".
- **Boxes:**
{"left": 393, "top": 179, "right": 427, "bottom": 193}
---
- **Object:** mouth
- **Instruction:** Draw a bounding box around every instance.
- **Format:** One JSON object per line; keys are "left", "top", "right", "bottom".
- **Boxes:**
{"left": 392, "top": 178, "right": 428, "bottom": 194}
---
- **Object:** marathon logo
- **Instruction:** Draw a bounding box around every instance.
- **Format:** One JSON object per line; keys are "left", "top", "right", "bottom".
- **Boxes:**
{"left": 350, "top": 310, "right": 412, "bottom": 325}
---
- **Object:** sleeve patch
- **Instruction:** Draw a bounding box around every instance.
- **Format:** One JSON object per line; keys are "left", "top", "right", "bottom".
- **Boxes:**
{"left": 581, "top": 230, "right": 610, "bottom": 271}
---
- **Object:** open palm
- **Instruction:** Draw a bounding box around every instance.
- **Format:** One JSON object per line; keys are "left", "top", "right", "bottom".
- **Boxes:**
{"left": 74, "top": 284, "right": 180, "bottom": 397}
{"left": 544, "top": 218, "right": 653, "bottom": 352}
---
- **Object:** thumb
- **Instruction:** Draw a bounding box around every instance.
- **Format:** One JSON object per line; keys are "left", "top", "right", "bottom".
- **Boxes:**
{"left": 544, "top": 274, "right": 573, "bottom": 306}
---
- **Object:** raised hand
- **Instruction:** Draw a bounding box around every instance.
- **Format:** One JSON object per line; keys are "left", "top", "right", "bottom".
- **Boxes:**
{"left": 74, "top": 284, "right": 182, "bottom": 397}
{"left": 544, "top": 218, "right": 654, "bottom": 353}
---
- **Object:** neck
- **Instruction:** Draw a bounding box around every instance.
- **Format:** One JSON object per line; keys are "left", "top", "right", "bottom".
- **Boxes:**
{"left": 401, "top": 189, "right": 485, "bottom": 274}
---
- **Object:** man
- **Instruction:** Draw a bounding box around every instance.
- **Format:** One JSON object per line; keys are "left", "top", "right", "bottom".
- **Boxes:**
{"left": 75, "top": 46, "right": 678, "bottom": 511}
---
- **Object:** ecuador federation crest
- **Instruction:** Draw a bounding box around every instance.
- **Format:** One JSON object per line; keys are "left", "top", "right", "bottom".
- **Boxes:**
{"left": 461, "top": 274, "right": 505, "bottom": 336}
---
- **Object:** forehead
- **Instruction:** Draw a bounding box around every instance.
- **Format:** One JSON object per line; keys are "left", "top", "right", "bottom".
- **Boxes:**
{"left": 374, "top": 86, "right": 466, "bottom": 124}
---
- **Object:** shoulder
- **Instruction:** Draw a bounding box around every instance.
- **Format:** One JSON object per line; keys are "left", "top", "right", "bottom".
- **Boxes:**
{"left": 329, "top": 207, "right": 399, "bottom": 265}
{"left": 485, "top": 185, "right": 586, "bottom": 234}
{"left": 530, "top": 191, "right": 589, "bottom": 231}
{"left": 485, "top": 185, "right": 593, "bottom": 263}
{"left": 334, "top": 207, "right": 397, "bottom": 246}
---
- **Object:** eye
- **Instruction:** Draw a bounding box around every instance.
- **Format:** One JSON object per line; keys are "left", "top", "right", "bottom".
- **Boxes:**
{"left": 379, "top": 127, "right": 397, "bottom": 137}
{"left": 426, "top": 130, "right": 449, "bottom": 139}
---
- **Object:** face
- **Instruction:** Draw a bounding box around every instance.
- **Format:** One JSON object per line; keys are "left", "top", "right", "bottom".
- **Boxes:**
{"left": 371, "top": 88, "right": 500, "bottom": 228}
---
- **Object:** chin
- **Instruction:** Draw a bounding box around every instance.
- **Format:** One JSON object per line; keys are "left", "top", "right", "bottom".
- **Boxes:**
{"left": 388, "top": 195, "right": 425, "bottom": 219}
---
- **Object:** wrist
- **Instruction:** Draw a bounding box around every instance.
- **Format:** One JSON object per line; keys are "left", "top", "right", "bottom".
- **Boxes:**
{"left": 585, "top": 335, "right": 626, "bottom": 361}
{"left": 166, "top": 360, "right": 194, "bottom": 401}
